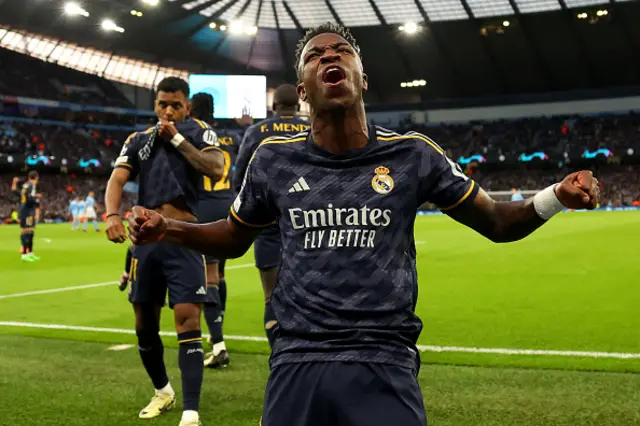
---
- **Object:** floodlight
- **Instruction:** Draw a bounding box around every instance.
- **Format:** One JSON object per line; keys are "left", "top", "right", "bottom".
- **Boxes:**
{"left": 64, "top": 2, "right": 89, "bottom": 17}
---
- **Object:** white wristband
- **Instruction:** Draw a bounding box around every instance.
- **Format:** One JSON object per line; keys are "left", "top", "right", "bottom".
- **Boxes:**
{"left": 170, "top": 133, "right": 185, "bottom": 148}
{"left": 533, "top": 184, "right": 565, "bottom": 220}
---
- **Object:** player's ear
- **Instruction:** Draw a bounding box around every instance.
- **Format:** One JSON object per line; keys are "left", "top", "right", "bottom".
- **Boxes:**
{"left": 362, "top": 73, "right": 369, "bottom": 92}
{"left": 297, "top": 83, "right": 307, "bottom": 102}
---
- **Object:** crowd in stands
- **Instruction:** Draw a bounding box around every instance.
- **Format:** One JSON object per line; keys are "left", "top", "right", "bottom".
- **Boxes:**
{"left": 0, "top": 122, "right": 129, "bottom": 164}
{"left": 1, "top": 111, "right": 640, "bottom": 221}
{"left": 395, "top": 112, "right": 640, "bottom": 160}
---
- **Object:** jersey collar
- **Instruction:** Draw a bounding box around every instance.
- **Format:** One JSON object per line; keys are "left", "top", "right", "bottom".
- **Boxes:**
{"left": 306, "top": 125, "right": 378, "bottom": 159}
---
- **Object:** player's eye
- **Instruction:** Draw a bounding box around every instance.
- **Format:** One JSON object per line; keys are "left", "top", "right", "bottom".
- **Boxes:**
{"left": 305, "top": 53, "right": 319, "bottom": 63}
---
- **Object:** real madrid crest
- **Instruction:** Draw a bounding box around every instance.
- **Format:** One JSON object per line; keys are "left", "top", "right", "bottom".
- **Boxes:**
{"left": 371, "top": 166, "right": 394, "bottom": 195}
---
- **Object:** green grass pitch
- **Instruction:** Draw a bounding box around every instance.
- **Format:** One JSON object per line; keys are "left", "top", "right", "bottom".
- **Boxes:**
{"left": 1, "top": 212, "right": 639, "bottom": 425}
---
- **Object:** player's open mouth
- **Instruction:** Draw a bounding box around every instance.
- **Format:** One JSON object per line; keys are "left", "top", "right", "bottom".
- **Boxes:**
{"left": 322, "top": 66, "right": 346, "bottom": 86}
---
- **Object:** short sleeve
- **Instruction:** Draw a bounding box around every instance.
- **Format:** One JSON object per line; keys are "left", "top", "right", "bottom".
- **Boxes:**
{"left": 416, "top": 137, "right": 478, "bottom": 210}
{"left": 192, "top": 127, "right": 224, "bottom": 153}
{"left": 114, "top": 133, "right": 140, "bottom": 177}
{"left": 229, "top": 147, "right": 276, "bottom": 228}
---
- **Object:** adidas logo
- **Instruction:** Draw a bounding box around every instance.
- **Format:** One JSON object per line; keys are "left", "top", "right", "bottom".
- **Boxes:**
{"left": 289, "top": 177, "right": 311, "bottom": 193}
{"left": 196, "top": 286, "right": 207, "bottom": 295}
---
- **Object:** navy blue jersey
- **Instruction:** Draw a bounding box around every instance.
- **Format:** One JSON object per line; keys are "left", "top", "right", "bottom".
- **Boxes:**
{"left": 199, "top": 128, "right": 241, "bottom": 203}
{"left": 234, "top": 115, "right": 310, "bottom": 193}
{"left": 19, "top": 181, "right": 38, "bottom": 215}
{"left": 231, "top": 126, "right": 478, "bottom": 370}
{"left": 114, "top": 118, "right": 221, "bottom": 216}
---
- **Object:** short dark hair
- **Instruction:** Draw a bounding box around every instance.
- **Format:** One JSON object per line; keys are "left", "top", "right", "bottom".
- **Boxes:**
{"left": 294, "top": 22, "right": 361, "bottom": 82}
{"left": 191, "top": 92, "right": 214, "bottom": 124}
{"left": 273, "top": 84, "right": 299, "bottom": 108}
{"left": 156, "top": 77, "right": 190, "bottom": 98}
{"left": 28, "top": 170, "right": 39, "bottom": 180}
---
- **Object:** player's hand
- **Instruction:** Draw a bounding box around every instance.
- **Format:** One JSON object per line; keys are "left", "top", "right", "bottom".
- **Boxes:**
{"left": 235, "top": 110, "right": 253, "bottom": 128}
{"left": 555, "top": 170, "right": 600, "bottom": 210}
{"left": 127, "top": 206, "right": 167, "bottom": 245}
{"left": 158, "top": 119, "right": 179, "bottom": 140}
{"left": 106, "top": 214, "right": 127, "bottom": 244}
{"left": 12, "top": 177, "right": 19, "bottom": 184}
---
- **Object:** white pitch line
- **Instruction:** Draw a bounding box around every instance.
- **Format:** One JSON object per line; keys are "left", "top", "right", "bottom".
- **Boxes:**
{"left": 0, "top": 263, "right": 253, "bottom": 300}
{"left": 1, "top": 321, "right": 638, "bottom": 359}
{"left": 0, "top": 321, "right": 268, "bottom": 342}
{"left": 225, "top": 263, "right": 254, "bottom": 270}
{"left": 416, "top": 345, "right": 640, "bottom": 359}
{"left": 0, "top": 282, "right": 118, "bottom": 300}
{"left": 107, "top": 344, "right": 134, "bottom": 351}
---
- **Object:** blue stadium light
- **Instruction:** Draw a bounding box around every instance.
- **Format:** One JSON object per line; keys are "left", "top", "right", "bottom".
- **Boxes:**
{"left": 583, "top": 149, "right": 613, "bottom": 159}
{"left": 457, "top": 154, "right": 486, "bottom": 165}
{"left": 518, "top": 152, "right": 549, "bottom": 162}
{"left": 25, "top": 155, "right": 50, "bottom": 166}
{"left": 78, "top": 158, "right": 102, "bottom": 167}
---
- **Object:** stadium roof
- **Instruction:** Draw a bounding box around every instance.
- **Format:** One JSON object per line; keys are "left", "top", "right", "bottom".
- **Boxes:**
{"left": 1, "top": 0, "right": 640, "bottom": 104}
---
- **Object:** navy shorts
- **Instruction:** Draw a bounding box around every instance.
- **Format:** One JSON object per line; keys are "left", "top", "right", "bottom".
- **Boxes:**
{"left": 254, "top": 225, "right": 281, "bottom": 270}
{"left": 128, "top": 242, "right": 207, "bottom": 308}
{"left": 262, "top": 362, "right": 427, "bottom": 426}
{"left": 198, "top": 198, "right": 233, "bottom": 265}
{"left": 19, "top": 211, "right": 36, "bottom": 229}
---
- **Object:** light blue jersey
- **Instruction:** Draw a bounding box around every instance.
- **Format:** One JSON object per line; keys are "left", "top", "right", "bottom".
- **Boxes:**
{"left": 511, "top": 192, "right": 524, "bottom": 202}
{"left": 77, "top": 200, "right": 86, "bottom": 212}
{"left": 69, "top": 200, "right": 79, "bottom": 216}
{"left": 70, "top": 199, "right": 83, "bottom": 230}
{"left": 85, "top": 196, "right": 95, "bottom": 209}
{"left": 82, "top": 195, "right": 100, "bottom": 231}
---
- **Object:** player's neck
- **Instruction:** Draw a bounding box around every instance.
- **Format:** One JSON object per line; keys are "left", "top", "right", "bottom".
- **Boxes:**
{"left": 276, "top": 108, "right": 296, "bottom": 117}
{"left": 311, "top": 104, "right": 368, "bottom": 154}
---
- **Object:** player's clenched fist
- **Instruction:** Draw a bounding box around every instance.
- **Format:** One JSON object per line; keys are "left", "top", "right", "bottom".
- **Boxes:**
{"left": 555, "top": 170, "right": 600, "bottom": 210}
{"left": 106, "top": 214, "right": 127, "bottom": 244}
{"left": 128, "top": 206, "right": 168, "bottom": 244}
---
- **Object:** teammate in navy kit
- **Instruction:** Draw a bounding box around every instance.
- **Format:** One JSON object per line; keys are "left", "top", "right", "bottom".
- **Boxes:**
{"left": 12, "top": 171, "right": 41, "bottom": 262}
{"left": 190, "top": 92, "right": 240, "bottom": 368}
{"left": 234, "top": 84, "right": 310, "bottom": 347}
{"left": 105, "top": 77, "right": 225, "bottom": 426}
{"left": 126, "top": 24, "right": 600, "bottom": 426}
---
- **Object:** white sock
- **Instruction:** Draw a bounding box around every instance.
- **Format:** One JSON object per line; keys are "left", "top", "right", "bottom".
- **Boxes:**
{"left": 212, "top": 341, "right": 226, "bottom": 356}
{"left": 156, "top": 382, "right": 174, "bottom": 395}
{"left": 181, "top": 410, "right": 199, "bottom": 422}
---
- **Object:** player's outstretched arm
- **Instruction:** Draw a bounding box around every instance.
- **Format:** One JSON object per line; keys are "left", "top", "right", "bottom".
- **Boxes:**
{"left": 127, "top": 207, "right": 258, "bottom": 259}
{"left": 446, "top": 171, "right": 599, "bottom": 243}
